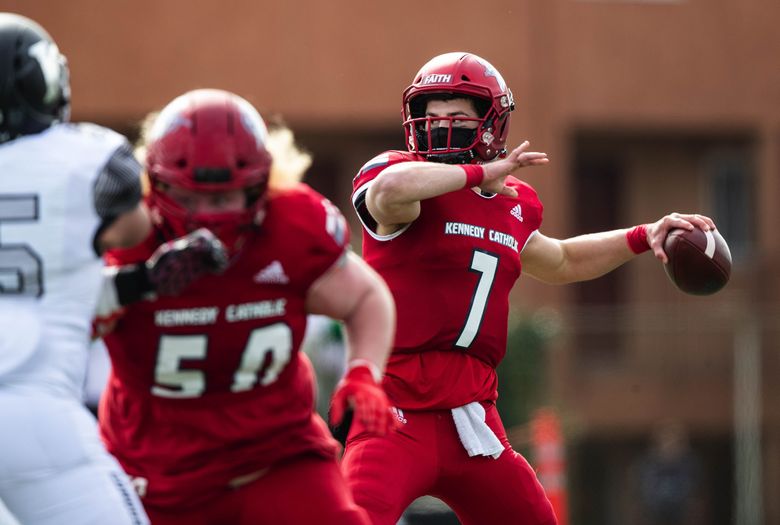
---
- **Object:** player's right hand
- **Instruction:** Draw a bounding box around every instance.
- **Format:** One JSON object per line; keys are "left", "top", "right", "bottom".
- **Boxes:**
{"left": 146, "top": 228, "right": 229, "bottom": 296}
{"left": 481, "top": 140, "right": 548, "bottom": 197}
{"left": 329, "top": 363, "right": 398, "bottom": 440}
{"left": 645, "top": 212, "right": 717, "bottom": 263}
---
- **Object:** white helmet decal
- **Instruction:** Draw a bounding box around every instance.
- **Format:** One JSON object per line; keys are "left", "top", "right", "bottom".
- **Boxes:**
{"left": 235, "top": 96, "right": 268, "bottom": 148}
{"left": 27, "top": 40, "right": 64, "bottom": 104}
{"left": 476, "top": 56, "right": 507, "bottom": 92}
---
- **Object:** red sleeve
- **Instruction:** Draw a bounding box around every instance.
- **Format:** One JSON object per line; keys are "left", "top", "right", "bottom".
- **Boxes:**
{"left": 271, "top": 184, "right": 351, "bottom": 293}
{"left": 351, "top": 150, "right": 420, "bottom": 233}
{"left": 507, "top": 176, "right": 544, "bottom": 239}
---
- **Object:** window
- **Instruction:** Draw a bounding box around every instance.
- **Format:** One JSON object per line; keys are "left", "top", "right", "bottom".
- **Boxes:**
{"left": 705, "top": 149, "right": 755, "bottom": 262}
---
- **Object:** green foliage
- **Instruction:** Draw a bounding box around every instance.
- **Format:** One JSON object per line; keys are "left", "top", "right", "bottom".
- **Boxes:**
{"left": 496, "top": 309, "right": 558, "bottom": 431}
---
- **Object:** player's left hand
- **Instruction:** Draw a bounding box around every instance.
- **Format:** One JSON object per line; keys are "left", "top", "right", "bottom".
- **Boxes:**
{"left": 481, "top": 140, "right": 549, "bottom": 197}
{"left": 645, "top": 212, "right": 717, "bottom": 263}
{"left": 329, "top": 363, "right": 397, "bottom": 440}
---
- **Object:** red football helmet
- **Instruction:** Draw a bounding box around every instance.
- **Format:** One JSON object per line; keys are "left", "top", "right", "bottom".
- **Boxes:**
{"left": 145, "top": 89, "right": 272, "bottom": 251}
{"left": 402, "top": 52, "right": 515, "bottom": 163}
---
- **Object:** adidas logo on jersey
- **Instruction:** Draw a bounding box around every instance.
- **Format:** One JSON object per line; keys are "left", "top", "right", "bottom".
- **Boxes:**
{"left": 510, "top": 204, "right": 524, "bottom": 222}
{"left": 254, "top": 261, "right": 289, "bottom": 284}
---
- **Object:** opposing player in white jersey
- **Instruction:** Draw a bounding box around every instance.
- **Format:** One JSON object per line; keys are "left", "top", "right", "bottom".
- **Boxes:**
{"left": 0, "top": 13, "right": 152, "bottom": 525}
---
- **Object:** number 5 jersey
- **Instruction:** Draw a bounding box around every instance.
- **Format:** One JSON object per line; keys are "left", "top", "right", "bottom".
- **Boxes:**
{"left": 352, "top": 150, "right": 544, "bottom": 411}
{"left": 0, "top": 123, "right": 140, "bottom": 392}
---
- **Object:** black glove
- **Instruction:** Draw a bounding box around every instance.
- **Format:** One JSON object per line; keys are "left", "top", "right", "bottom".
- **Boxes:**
{"left": 146, "top": 228, "right": 228, "bottom": 296}
{"left": 113, "top": 228, "right": 228, "bottom": 305}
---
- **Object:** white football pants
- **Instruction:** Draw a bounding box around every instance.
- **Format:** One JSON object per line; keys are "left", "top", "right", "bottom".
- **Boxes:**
{"left": 0, "top": 390, "right": 148, "bottom": 525}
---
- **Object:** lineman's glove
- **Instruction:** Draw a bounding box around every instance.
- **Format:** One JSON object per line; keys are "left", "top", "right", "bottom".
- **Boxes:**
{"left": 146, "top": 228, "right": 228, "bottom": 297}
{"left": 329, "top": 362, "right": 397, "bottom": 445}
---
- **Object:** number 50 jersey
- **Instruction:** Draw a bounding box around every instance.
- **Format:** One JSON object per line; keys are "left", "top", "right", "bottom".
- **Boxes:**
{"left": 352, "top": 151, "right": 544, "bottom": 411}
{"left": 99, "top": 183, "right": 350, "bottom": 508}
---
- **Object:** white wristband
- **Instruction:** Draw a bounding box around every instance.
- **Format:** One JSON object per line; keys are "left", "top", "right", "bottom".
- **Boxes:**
{"left": 347, "top": 358, "right": 383, "bottom": 383}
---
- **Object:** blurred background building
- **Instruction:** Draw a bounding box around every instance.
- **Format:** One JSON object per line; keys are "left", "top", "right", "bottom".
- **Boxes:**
{"left": 4, "top": 1, "right": 777, "bottom": 523}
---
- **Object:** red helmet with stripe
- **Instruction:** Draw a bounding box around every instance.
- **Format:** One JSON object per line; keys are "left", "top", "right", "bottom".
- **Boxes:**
{"left": 145, "top": 89, "right": 272, "bottom": 250}
{"left": 402, "top": 52, "right": 514, "bottom": 164}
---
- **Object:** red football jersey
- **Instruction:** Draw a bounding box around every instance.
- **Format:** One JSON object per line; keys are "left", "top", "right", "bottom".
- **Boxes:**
{"left": 99, "top": 183, "right": 350, "bottom": 508}
{"left": 352, "top": 151, "right": 543, "bottom": 410}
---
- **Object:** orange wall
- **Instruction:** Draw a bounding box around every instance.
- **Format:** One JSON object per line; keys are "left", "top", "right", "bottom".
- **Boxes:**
{"left": 3, "top": 1, "right": 776, "bottom": 126}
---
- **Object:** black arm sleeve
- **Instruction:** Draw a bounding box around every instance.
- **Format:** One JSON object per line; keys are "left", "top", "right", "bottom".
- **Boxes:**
{"left": 352, "top": 187, "right": 378, "bottom": 233}
{"left": 92, "top": 142, "right": 144, "bottom": 255}
{"left": 93, "top": 142, "right": 143, "bottom": 221}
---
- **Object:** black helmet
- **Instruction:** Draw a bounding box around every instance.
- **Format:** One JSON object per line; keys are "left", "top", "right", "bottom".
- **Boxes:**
{"left": 0, "top": 13, "right": 70, "bottom": 143}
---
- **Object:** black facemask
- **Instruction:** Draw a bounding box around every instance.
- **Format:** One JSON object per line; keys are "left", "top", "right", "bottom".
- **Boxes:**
{"left": 416, "top": 127, "right": 476, "bottom": 151}
{"left": 415, "top": 127, "right": 478, "bottom": 164}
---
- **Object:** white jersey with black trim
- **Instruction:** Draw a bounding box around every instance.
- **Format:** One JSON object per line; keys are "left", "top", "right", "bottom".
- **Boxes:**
{"left": 0, "top": 123, "right": 127, "bottom": 396}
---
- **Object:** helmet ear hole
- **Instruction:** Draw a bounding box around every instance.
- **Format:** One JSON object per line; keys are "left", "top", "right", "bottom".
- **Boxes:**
{"left": 175, "top": 158, "right": 187, "bottom": 169}
{"left": 236, "top": 158, "right": 247, "bottom": 169}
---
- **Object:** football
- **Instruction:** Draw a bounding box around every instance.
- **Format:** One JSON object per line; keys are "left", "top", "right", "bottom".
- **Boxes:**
{"left": 663, "top": 227, "right": 732, "bottom": 295}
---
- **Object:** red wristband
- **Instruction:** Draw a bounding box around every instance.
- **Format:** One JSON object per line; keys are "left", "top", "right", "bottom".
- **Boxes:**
{"left": 459, "top": 164, "right": 484, "bottom": 188}
{"left": 626, "top": 224, "right": 650, "bottom": 254}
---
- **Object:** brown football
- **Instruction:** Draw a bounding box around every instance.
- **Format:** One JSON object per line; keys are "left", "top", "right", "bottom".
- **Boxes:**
{"left": 663, "top": 227, "right": 732, "bottom": 295}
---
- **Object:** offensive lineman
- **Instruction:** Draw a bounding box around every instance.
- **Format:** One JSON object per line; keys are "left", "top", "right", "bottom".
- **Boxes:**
{"left": 96, "top": 89, "right": 397, "bottom": 524}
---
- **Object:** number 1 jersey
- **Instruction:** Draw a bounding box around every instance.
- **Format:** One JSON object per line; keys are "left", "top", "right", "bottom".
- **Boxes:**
{"left": 352, "top": 151, "right": 544, "bottom": 410}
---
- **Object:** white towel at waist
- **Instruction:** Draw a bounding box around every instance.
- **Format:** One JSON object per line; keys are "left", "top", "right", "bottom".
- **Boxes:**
{"left": 451, "top": 401, "right": 504, "bottom": 459}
